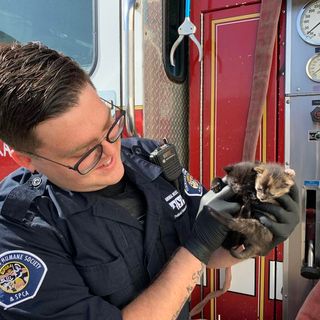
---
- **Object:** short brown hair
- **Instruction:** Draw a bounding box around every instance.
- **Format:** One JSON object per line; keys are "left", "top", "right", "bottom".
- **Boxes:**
{"left": 0, "top": 42, "right": 93, "bottom": 151}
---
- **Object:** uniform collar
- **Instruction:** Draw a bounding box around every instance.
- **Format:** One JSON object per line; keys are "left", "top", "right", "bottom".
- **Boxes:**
{"left": 121, "top": 146, "right": 162, "bottom": 182}
{"left": 90, "top": 164, "right": 162, "bottom": 232}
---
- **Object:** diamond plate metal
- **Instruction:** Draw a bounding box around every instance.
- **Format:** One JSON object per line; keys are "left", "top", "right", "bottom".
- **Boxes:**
{"left": 142, "top": 0, "right": 189, "bottom": 167}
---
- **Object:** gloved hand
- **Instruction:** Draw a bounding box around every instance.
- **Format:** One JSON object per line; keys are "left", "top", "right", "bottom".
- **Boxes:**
{"left": 184, "top": 186, "right": 241, "bottom": 264}
{"left": 252, "top": 183, "right": 300, "bottom": 254}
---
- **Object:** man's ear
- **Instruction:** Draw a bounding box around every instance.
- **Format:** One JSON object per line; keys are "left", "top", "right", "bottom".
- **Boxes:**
{"left": 11, "top": 150, "right": 36, "bottom": 172}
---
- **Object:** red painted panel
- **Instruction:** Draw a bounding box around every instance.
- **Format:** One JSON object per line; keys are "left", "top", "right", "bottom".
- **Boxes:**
{"left": 189, "top": 0, "right": 261, "bottom": 180}
{"left": 214, "top": 18, "right": 260, "bottom": 174}
{"left": 202, "top": 4, "right": 262, "bottom": 185}
{"left": 134, "top": 109, "right": 144, "bottom": 137}
{"left": 0, "top": 141, "right": 18, "bottom": 180}
{"left": 277, "top": 5, "right": 286, "bottom": 166}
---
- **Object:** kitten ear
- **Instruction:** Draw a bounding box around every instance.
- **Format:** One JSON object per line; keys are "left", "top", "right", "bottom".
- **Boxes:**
{"left": 254, "top": 165, "right": 264, "bottom": 174}
{"left": 285, "top": 168, "right": 296, "bottom": 178}
{"left": 224, "top": 165, "right": 233, "bottom": 174}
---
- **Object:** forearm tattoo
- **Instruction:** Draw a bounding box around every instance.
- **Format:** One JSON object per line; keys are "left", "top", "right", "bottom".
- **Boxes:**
{"left": 171, "top": 263, "right": 205, "bottom": 320}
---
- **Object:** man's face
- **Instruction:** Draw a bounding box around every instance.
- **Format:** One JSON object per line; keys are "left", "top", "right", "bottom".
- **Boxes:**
{"left": 29, "top": 84, "right": 124, "bottom": 192}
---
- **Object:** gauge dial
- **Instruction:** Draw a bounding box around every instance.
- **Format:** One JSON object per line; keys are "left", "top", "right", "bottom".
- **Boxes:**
{"left": 306, "top": 54, "right": 320, "bottom": 82}
{"left": 297, "top": 0, "right": 320, "bottom": 45}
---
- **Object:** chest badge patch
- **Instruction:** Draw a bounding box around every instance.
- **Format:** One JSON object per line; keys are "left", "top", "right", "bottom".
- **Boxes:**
{"left": 0, "top": 250, "right": 47, "bottom": 309}
{"left": 182, "top": 168, "right": 203, "bottom": 197}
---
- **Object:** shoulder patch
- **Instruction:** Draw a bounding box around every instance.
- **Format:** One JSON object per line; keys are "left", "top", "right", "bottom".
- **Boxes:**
{"left": 0, "top": 250, "right": 47, "bottom": 309}
{"left": 182, "top": 168, "right": 203, "bottom": 197}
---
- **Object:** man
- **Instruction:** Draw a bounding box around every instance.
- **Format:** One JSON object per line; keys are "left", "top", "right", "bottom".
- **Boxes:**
{"left": 0, "top": 42, "right": 299, "bottom": 319}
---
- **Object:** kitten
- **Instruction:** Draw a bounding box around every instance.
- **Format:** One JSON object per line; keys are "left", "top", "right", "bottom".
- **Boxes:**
{"left": 209, "top": 161, "right": 295, "bottom": 259}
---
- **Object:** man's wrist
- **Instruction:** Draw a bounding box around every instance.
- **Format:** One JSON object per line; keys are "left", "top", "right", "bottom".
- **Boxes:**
{"left": 183, "top": 239, "right": 212, "bottom": 265}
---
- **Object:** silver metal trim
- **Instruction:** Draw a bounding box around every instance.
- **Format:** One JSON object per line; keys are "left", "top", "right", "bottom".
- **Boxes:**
{"left": 283, "top": 99, "right": 290, "bottom": 320}
{"left": 284, "top": 98, "right": 291, "bottom": 169}
{"left": 285, "top": 0, "right": 293, "bottom": 95}
{"left": 88, "top": 0, "right": 98, "bottom": 76}
{"left": 121, "top": 0, "right": 137, "bottom": 136}
{"left": 285, "top": 91, "right": 320, "bottom": 97}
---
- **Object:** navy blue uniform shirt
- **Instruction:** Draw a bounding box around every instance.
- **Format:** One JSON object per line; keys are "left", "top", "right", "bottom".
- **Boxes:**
{"left": 0, "top": 138, "right": 204, "bottom": 319}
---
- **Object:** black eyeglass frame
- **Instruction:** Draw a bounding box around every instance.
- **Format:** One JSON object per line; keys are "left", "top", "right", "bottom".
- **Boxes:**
{"left": 23, "top": 99, "right": 126, "bottom": 175}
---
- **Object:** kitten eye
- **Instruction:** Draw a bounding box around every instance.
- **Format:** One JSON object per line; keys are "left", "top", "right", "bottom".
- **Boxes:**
{"left": 256, "top": 187, "right": 263, "bottom": 192}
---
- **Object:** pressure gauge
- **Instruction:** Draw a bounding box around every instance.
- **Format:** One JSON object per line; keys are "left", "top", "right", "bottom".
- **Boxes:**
{"left": 306, "top": 54, "right": 320, "bottom": 82}
{"left": 297, "top": 0, "right": 320, "bottom": 45}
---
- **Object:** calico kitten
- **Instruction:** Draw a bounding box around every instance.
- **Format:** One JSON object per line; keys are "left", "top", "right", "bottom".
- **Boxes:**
{"left": 209, "top": 161, "right": 295, "bottom": 259}
{"left": 254, "top": 164, "right": 295, "bottom": 204}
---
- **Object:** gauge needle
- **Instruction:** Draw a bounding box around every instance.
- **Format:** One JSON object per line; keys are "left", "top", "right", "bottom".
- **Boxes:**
{"left": 315, "top": 67, "right": 320, "bottom": 74}
{"left": 307, "top": 21, "right": 320, "bottom": 34}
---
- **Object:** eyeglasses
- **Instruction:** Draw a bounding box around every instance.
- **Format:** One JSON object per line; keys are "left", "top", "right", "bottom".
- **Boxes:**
{"left": 24, "top": 98, "right": 126, "bottom": 175}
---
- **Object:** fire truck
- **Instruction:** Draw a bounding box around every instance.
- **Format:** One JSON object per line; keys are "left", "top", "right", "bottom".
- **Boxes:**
{"left": 0, "top": 0, "right": 319, "bottom": 319}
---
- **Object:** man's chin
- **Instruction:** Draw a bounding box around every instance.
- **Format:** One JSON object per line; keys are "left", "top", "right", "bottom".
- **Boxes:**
{"left": 94, "top": 164, "right": 125, "bottom": 188}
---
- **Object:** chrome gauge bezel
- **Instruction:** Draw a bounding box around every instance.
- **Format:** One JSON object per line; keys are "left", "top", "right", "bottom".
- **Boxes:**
{"left": 306, "top": 53, "right": 320, "bottom": 82}
{"left": 296, "top": 0, "right": 320, "bottom": 45}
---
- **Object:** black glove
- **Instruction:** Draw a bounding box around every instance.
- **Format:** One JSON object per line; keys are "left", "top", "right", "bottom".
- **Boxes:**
{"left": 252, "top": 183, "right": 300, "bottom": 253}
{"left": 184, "top": 186, "right": 241, "bottom": 264}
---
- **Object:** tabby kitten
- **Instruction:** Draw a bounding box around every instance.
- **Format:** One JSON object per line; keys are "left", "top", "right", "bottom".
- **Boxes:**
{"left": 208, "top": 161, "right": 295, "bottom": 259}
